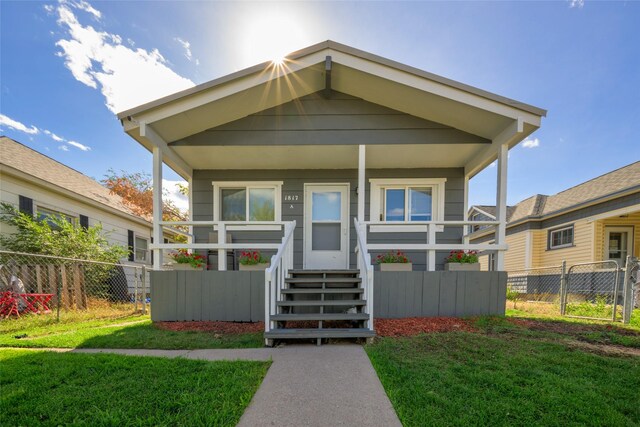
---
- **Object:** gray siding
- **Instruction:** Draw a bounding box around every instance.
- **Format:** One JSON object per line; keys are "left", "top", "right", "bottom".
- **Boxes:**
{"left": 171, "top": 92, "right": 490, "bottom": 147}
{"left": 192, "top": 167, "right": 465, "bottom": 271}
{"left": 374, "top": 271, "right": 507, "bottom": 318}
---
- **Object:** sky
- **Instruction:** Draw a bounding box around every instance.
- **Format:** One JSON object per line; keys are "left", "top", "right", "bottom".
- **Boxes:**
{"left": 1, "top": 0, "right": 639, "bottom": 210}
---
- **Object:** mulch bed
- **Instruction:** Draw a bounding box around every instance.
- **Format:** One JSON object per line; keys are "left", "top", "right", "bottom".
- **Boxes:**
{"left": 375, "top": 317, "right": 476, "bottom": 337}
{"left": 155, "top": 321, "right": 264, "bottom": 334}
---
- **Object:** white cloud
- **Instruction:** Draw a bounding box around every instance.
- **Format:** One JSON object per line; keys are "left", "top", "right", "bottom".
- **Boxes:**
{"left": 522, "top": 138, "right": 540, "bottom": 149}
{"left": 163, "top": 179, "right": 189, "bottom": 211}
{"left": 59, "top": 145, "right": 70, "bottom": 151}
{"left": 44, "top": 129, "right": 64, "bottom": 142}
{"left": 67, "top": 140, "right": 91, "bottom": 151}
{"left": 53, "top": 1, "right": 194, "bottom": 114}
{"left": 0, "top": 114, "right": 39, "bottom": 135}
{"left": 569, "top": 0, "right": 584, "bottom": 8}
{"left": 174, "top": 37, "right": 193, "bottom": 61}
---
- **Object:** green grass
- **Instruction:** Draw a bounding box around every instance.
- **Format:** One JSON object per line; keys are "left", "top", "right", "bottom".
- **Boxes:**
{"left": 0, "top": 349, "right": 269, "bottom": 426}
{"left": 0, "top": 314, "right": 264, "bottom": 349}
{"left": 367, "top": 332, "right": 640, "bottom": 427}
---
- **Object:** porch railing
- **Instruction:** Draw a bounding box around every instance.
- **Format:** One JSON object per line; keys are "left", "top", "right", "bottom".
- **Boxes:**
{"left": 361, "top": 220, "right": 506, "bottom": 271}
{"left": 354, "top": 218, "right": 375, "bottom": 331}
{"left": 264, "top": 221, "right": 296, "bottom": 334}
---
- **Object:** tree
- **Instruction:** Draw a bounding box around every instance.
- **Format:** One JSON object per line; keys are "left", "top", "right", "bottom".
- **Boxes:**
{"left": 0, "top": 203, "right": 128, "bottom": 263}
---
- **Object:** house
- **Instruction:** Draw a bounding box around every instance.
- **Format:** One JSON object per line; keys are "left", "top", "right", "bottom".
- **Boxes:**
{"left": 117, "top": 41, "right": 546, "bottom": 343}
{"left": 0, "top": 136, "right": 153, "bottom": 265}
{"left": 469, "top": 161, "right": 640, "bottom": 272}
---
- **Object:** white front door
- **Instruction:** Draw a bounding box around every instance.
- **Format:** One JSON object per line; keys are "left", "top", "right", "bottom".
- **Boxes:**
{"left": 304, "top": 184, "right": 349, "bottom": 269}
{"left": 605, "top": 226, "right": 634, "bottom": 267}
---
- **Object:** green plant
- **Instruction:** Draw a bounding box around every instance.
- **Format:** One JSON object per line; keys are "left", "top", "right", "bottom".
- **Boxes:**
{"left": 446, "top": 250, "right": 479, "bottom": 264}
{"left": 506, "top": 285, "right": 520, "bottom": 309}
{"left": 375, "top": 251, "right": 410, "bottom": 264}
{"left": 239, "top": 251, "right": 269, "bottom": 265}
{"left": 169, "top": 249, "right": 206, "bottom": 268}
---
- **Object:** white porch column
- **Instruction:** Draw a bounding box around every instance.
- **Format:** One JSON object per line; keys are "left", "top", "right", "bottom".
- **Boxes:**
{"left": 463, "top": 175, "right": 470, "bottom": 245}
{"left": 358, "top": 145, "right": 366, "bottom": 222}
{"left": 152, "top": 146, "right": 163, "bottom": 270}
{"left": 495, "top": 144, "right": 508, "bottom": 271}
{"left": 187, "top": 177, "right": 193, "bottom": 245}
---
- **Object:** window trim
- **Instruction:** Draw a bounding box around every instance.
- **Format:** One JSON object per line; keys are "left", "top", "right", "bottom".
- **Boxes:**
{"left": 369, "top": 178, "right": 446, "bottom": 224}
{"left": 212, "top": 181, "right": 283, "bottom": 222}
{"left": 35, "top": 204, "right": 77, "bottom": 226}
{"left": 547, "top": 225, "right": 574, "bottom": 250}
{"left": 133, "top": 234, "right": 150, "bottom": 264}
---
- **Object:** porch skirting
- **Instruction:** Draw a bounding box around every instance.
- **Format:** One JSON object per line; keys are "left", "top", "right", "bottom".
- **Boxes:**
{"left": 149, "top": 271, "right": 506, "bottom": 322}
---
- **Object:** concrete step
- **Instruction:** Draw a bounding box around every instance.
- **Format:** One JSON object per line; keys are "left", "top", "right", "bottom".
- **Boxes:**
{"left": 277, "top": 300, "right": 366, "bottom": 307}
{"left": 285, "top": 277, "right": 361, "bottom": 284}
{"left": 264, "top": 328, "right": 375, "bottom": 339}
{"left": 289, "top": 269, "right": 359, "bottom": 276}
{"left": 281, "top": 288, "right": 364, "bottom": 295}
{"left": 271, "top": 313, "right": 369, "bottom": 321}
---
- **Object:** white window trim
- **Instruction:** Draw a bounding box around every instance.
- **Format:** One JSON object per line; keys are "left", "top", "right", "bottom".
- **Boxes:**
{"left": 35, "top": 204, "right": 78, "bottom": 224}
{"left": 134, "top": 234, "right": 150, "bottom": 264}
{"left": 548, "top": 225, "right": 574, "bottom": 250}
{"left": 369, "top": 178, "right": 446, "bottom": 224}
{"left": 212, "top": 181, "right": 283, "bottom": 222}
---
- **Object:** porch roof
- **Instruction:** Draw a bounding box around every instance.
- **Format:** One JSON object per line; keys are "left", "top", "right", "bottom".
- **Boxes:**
{"left": 118, "top": 40, "right": 546, "bottom": 179}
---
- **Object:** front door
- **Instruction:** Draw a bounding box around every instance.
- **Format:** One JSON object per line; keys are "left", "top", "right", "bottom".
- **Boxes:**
{"left": 605, "top": 226, "right": 634, "bottom": 267}
{"left": 304, "top": 184, "right": 349, "bottom": 269}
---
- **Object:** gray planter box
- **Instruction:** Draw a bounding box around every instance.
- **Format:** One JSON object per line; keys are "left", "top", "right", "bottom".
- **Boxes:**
{"left": 379, "top": 262, "right": 413, "bottom": 272}
{"left": 172, "top": 263, "right": 205, "bottom": 271}
{"left": 239, "top": 263, "right": 270, "bottom": 271}
{"left": 444, "top": 263, "right": 481, "bottom": 271}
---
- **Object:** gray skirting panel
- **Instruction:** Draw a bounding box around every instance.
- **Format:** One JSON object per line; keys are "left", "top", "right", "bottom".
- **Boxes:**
{"left": 374, "top": 271, "right": 507, "bottom": 318}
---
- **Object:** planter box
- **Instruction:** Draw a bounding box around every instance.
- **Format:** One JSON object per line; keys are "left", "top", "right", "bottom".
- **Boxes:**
{"left": 172, "top": 263, "right": 205, "bottom": 271}
{"left": 444, "top": 263, "right": 481, "bottom": 272}
{"left": 239, "top": 263, "right": 270, "bottom": 271}
{"left": 379, "top": 262, "right": 413, "bottom": 272}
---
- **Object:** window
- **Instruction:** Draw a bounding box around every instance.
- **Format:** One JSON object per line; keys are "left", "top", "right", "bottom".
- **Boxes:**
{"left": 134, "top": 236, "right": 149, "bottom": 262}
{"left": 213, "top": 182, "right": 282, "bottom": 222}
{"left": 37, "top": 207, "right": 76, "bottom": 229}
{"left": 548, "top": 225, "right": 574, "bottom": 249}
{"left": 369, "top": 179, "right": 446, "bottom": 223}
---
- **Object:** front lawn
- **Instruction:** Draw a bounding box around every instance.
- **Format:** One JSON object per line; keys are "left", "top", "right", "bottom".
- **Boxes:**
{"left": 0, "top": 349, "right": 269, "bottom": 426}
{"left": 0, "top": 314, "right": 264, "bottom": 349}
{"left": 367, "top": 326, "right": 640, "bottom": 426}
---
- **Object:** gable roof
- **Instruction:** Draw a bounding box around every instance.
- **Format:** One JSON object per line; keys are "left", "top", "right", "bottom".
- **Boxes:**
{"left": 470, "top": 161, "right": 640, "bottom": 226}
{"left": 0, "top": 136, "right": 150, "bottom": 225}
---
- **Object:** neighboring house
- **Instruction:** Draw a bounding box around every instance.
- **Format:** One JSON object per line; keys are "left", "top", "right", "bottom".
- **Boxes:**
{"left": 117, "top": 41, "right": 546, "bottom": 341}
{"left": 469, "top": 161, "right": 640, "bottom": 272}
{"left": 0, "top": 136, "right": 153, "bottom": 265}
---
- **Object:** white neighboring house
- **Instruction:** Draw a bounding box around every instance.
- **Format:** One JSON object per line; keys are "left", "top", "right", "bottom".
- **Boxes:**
{"left": 0, "top": 136, "right": 154, "bottom": 266}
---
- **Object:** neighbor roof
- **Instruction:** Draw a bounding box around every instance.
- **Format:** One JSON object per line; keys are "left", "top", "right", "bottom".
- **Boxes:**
{"left": 471, "top": 161, "right": 640, "bottom": 226}
{"left": 0, "top": 136, "right": 150, "bottom": 224}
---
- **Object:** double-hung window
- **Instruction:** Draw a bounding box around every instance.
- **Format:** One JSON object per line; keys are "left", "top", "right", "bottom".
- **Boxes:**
{"left": 369, "top": 179, "right": 446, "bottom": 223}
{"left": 37, "top": 206, "right": 76, "bottom": 229}
{"left": 134, "top": 236, "right": 149, "bottom": 262}
{"left": 548, "top": 225, "right": 574, "bottom": 250}
{"left": 213, "top": 182, "right": 283, "bottom": 222}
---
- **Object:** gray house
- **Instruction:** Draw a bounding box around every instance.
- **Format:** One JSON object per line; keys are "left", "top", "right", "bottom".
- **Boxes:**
{"left": 118, "top": 41, "right": 546, "bottom": 344}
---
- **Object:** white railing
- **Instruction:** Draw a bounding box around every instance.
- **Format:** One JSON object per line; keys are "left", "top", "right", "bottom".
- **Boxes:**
{"left": 354, "top": 218, "right": 375, "bottom": 332}
{"left": 264, "top": 221, "right": 296, "bottom": 334}
{"left": 151, "top": 221, "right": 291, "bottom": 270}
{"left": 361, "top": 220, "right": 507, "bottom": 271}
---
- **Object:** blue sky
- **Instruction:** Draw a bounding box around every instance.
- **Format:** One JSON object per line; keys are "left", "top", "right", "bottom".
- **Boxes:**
{"left": 1, "top": 0, "right": 639, "bottom": 209}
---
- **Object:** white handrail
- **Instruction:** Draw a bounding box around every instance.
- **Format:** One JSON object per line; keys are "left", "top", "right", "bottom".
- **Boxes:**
{"left": 354, "top": 218, "right": 374, "bottom": 333}
{"left": 264, "top": 220, "right": 297, "bottom": 336}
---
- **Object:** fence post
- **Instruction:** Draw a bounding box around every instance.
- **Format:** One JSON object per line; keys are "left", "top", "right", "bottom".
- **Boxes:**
{"left": 622, "top": 256, "right": 634, "bottom": 324}
{"left": 56, "top": 265, "right": 62, "bottom": 322}
{"left": 134, "top": 266, "right": 139, "bottom": 312}
{"left": 559, "top": 260, "right": 567, "bottom": 316}
{"left": 142, "top": 265, "right": 147, "bottom": 315}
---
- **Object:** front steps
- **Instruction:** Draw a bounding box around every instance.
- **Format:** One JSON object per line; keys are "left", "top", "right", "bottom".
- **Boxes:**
{"left": 265, "top": 269, "right": 374, "bottom": 345}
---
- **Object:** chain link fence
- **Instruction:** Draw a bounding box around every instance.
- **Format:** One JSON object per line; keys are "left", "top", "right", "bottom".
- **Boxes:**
{"left": 562, "top": 261, "right": 622, "bottom": 321}
{"left": 506, "top": 265, "right": 563, "bottom": 303}
{"left": 0, "top": 250, "right": 148, "bottom": 320}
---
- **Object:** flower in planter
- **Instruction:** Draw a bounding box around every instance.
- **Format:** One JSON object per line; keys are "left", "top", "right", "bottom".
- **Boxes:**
{"left": 169, "top": 249, "right": 206, "bottom": 268}
{"left": 239, "top": 250, "right": 269, "bottom": 265}
{"left": 376, "top": 250, "right": 410, "bottom": 264}
{"left": 446, "top": 250, "right": 478, "bottom": 264}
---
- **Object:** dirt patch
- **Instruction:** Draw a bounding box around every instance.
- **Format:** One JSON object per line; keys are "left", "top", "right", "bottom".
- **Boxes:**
{"left": 155, "top": 321, "right": 264, "bottom": 334}
{"left": 506, "top": 318, "right": 640, "bottom": 337}
{"left": 375, "top": 317, "right": 476, "bottom": 337}
{"left": 565, "top": 340, "right": 640, "bottom": 357}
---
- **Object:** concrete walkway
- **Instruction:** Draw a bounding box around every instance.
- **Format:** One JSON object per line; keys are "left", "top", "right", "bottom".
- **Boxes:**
{"left": 14, "top": 345, "right": 401, "bottom": 427}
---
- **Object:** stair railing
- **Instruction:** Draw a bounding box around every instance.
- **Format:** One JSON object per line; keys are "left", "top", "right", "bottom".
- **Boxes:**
{"left": 264, "top": 220, "right": 296, "bottom": 334}
{"left": 354, "top": 218, "right": 374, "bottom": 331}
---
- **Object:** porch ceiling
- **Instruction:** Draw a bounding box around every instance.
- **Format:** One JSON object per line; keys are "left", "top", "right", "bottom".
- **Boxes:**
{"left": 172, "top": 144, "right": 486, "bottom": 170}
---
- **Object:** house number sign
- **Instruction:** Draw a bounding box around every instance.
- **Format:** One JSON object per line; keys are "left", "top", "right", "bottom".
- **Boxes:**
{"left": 283, "top": 194, "right": 298, "bottom": 210}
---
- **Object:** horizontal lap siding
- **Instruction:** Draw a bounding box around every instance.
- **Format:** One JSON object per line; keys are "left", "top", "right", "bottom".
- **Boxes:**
{"left": 192, "top": 168, "right": 464, "bottom": 270}
{"left": 595, "top": 212, "right": 640, "bottom": 261}
{"left": 504, "top": 232, "right": 527, "bottom": 273}
{"left": 537, "top": 220, "right": 594, "bottom": 267}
